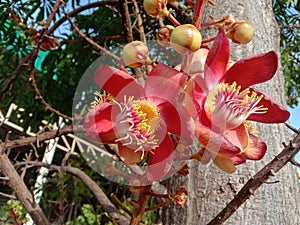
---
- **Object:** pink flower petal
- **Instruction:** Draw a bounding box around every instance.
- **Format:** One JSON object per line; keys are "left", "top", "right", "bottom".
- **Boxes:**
{"left": 94, "top": 65, "right": 145, "bottom": 100}
{"left": 156, "top": 100, "right": 182, "bottom": 136}
{"left": 147, "top": 134, "right": 174, "bottom": 181}
{"left": 224, "top": 124, "right": 249, "bottom": 150}
{"left": 149, "top": 63, "right": 188, "bottom": 87}
{"left": 230, "top": 156, "right": 246, "bottom": 165}
{"left": 224, "top": 51, "right": 278, "bottom": 88}
{"left": 196, "top": 124, "right": 241, "bottom": 158}
{"left": 118, "top": 143, "right": 144, "bottom": 165}
{"left": 213, "top": 155, "right": 236, "bottom": 173}
{"left": 247, "top": 89, "right": 290, "bottom": 123}
{"left": 239, "top": 134, "right": 267, "bottom": 160}
{"left": 204, "top": 28, "right": 230, "bottom": 88}
{"left": 84, "top": 103, "right": 117, "bottom": 143}
{"left": 144, "top": 75, "right": 184, "bottom": 103}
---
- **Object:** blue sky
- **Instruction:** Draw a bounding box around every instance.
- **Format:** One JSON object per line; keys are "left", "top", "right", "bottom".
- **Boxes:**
{"left": 289, "top": 106, "right": 300, "bottom": 129}
{"left": 288, "top": 106, "right": 300, "bottom": 171}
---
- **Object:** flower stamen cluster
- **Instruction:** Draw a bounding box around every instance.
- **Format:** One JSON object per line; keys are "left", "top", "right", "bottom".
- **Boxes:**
{"left": 205, "top": 82, "right": 268, "bottom": 129}
{"left": 115, "top": 96, "right": 160, "bottom": 154}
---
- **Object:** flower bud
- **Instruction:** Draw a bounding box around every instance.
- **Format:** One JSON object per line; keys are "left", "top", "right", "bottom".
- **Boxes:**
{"left": 174, "top": 188, "right": 188, "bottom": 206}
{"left": 226, "top": 20, "right": 254, "bottom": 44}
{"left": 143, "top": 0, "right": 169, "bottom": 18}
{"left": 170, "top": 24, "right": 202, "bottom": 54}
{"left": 157, "top": 25, "right": 175, "bottom": 47}
{"left": 122, "top": 41, "right": 150, "bottom": 68}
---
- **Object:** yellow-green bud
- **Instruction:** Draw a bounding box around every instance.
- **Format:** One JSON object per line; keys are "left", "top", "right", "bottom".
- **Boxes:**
{"left": 170, "top": 24, "right": 202, "bottom": 54}
{"left": 157, "top": 25, "right": 175, "bottom": 47}
{"left": 122, "top": 41, "right": 150, "bottom": 68}
{"left": 143, "top": 0, "right": 169, "bottom": 18}
{"left": 226, "top": 20, "right": 254, "bottom": 44}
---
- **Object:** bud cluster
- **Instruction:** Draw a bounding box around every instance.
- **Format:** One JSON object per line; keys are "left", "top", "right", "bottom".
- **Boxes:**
{"left": 214, "top": 14, "right": 255, "bottom": 44}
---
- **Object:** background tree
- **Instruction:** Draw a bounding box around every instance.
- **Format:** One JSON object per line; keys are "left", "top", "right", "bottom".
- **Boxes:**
{"left": 0, "top": 0, "right": 299, "bottom": 224}
{"left": 160, "top": 0, "right": 300, "bottom": 224}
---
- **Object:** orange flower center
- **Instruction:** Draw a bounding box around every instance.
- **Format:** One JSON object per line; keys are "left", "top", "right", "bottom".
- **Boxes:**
{"left": 115, "top": 96, "right": 160, "bottom": 152}
{"left": 204, "top": 82, "right": 268, "bottom": 129}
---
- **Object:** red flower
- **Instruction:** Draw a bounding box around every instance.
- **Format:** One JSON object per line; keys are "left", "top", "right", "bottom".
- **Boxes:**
{"left": 192, "top": 28, "right": 290, "bottom": 172}
{"left": 84, "top": 63, "right": 191, "bottom": 181}
{"left": 174, "top": 188, "right": 188, "bottom": 206}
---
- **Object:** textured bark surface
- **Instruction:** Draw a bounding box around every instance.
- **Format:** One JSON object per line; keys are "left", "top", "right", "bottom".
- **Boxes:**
{"left": 159, "top": 0, "right": 300, "bottom": 224}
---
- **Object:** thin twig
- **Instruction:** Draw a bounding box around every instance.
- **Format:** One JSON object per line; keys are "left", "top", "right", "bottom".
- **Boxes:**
{"left": 132, "top": 0, "right": 146, "bottom": 42}
{"left": 49, "top": 0, "right": 119, "bottom": 34}
{"left": 207, "top": 132, "right": 300, "bottom": 225}
{"left": 285, "top": 122, "right": 299, "bottom": 134}
{"left": 111, "top": 193, "right": 133, "bottom": 216}
{"left": 0, "top": 192, "right": 17, "bottom": 200}
{"left": 28, "top": 69, "right": 73, "bottom": 120}
{"left": 1, "top": 125, "right": 80, "bottom": 150}
{"left": 62, "top": 7, "right": 121, "bottom": 61}
{"left": 0, "top": 52, "right": 33, "bottom": 100}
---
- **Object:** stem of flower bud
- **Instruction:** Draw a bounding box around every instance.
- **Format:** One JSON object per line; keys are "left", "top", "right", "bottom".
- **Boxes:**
{"left": 193, "top": 0, "right": 207, "bottom": 29}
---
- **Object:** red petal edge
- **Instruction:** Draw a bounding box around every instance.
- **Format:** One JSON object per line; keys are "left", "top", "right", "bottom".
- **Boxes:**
{"left": 94, "top": 65, "right": 144, "bottom": 100}
{"left": 224, "top": 51, "right": 278, "bottom": 88}
{"left": 147, "top": 134, "right": 174, "bottom": 181}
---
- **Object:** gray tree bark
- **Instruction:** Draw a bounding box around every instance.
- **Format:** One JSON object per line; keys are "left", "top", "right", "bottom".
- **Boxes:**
{"left": 160, "top": 0, "right": 300, "bottom": 224}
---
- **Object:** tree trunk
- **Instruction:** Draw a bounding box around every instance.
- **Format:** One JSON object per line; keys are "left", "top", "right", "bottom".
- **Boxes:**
{"left": 160, "top": 0, "right": 300, "bottom": 224}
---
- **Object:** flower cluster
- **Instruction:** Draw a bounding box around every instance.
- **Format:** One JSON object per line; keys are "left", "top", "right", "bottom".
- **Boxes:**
{"left": 83, "top": 15, "right": 289, "bottom": 184}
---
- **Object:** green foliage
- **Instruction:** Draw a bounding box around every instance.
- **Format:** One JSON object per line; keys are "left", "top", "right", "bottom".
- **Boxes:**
{"left": 0, "top": 200, "right": 29, "bottom": 224}
{"left": 273, "top": 0, "right": 300, "bottom": 106}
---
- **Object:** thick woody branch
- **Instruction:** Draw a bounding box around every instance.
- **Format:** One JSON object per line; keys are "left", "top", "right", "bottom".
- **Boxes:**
{"left": 0, "top": 147, "right": 49, "bottom": 224}
{"left": 207, "top": 131, "right": 300, "bottom": 225}
{"left": 18, "top": 161, "right": 130, "bottom": 225}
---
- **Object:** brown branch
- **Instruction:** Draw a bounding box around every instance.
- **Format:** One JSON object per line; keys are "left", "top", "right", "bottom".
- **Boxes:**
{"left": 28, "top": 69, "right": 73, "bottom": 120}
{"left": 119, "top": 0, "right": 134, "bottom": 42}
{"left": 132, "top": 0, "right": 146, "bottom": 42}
{"left": 62, "top": 8, "right": 121, "bottom": 61}
{"left": 207, "top": 132, "right": 300, "bottom": 225}
{"left": 130, "top": 185, "right": 152, "bottom": 225}
{"left": 0, "top": 51, "right": 33, "bottom": 100}
{"left": 19, "top": 161, "right": 130, "bottom": 225}
{"left": 49, "top": 0, "right": 119, "bottom": 34}
{"left": 25, "top": 0, "right": 72, "bottom": 120}
{"left": 279, "top": 24, "right": 300, "bottom": 29}
{"left": 0, "top": 0, "right": 61, "bottom": 100}
{"left": 0, "top": 146, "right": 49, "bottom": 224}
{"left": 62, "top": 35, "right": 123, "bottom": 44}
{"left": 0, "top": 191, "right": 17, "bottom": 200}
{"left": 111, "top": 193, "right": 133, "bottom": 216}
{"left": 1, "top": 125, "right": 79, "bottom": 150}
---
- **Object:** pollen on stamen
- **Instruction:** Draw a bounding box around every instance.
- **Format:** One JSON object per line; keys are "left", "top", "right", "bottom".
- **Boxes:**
{"left": 115, "top": 96, "right": 160, "bottom": 153}
{"left": 91, "top": 91, "right": 114, "bottom": 107}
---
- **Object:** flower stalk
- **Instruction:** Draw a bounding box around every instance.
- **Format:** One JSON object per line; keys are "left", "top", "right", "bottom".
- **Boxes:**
{"left": 193, "top": 0, "right": 207, "bottom": 29}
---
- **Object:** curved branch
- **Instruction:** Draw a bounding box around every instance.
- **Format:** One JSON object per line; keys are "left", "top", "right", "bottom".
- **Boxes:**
{"left": 18, "top": 161, "right": 130, "bottom": 225}
{"left": 28, "top": 69, "right": 73, "bottom": 120}
{"left": 49, "top": 0, "right": 119, "bottom": 35}
{"left": 207, "top": 132, "right": 300, "bottom": 225}
{"left": 0, "top": 51, "right": 34, "bottom": 100}
{"left": 1, "top": 125, "right": 79, "bottom": 150}
{"left": 63, "top": 8, "right": 121, "bottom": 61}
